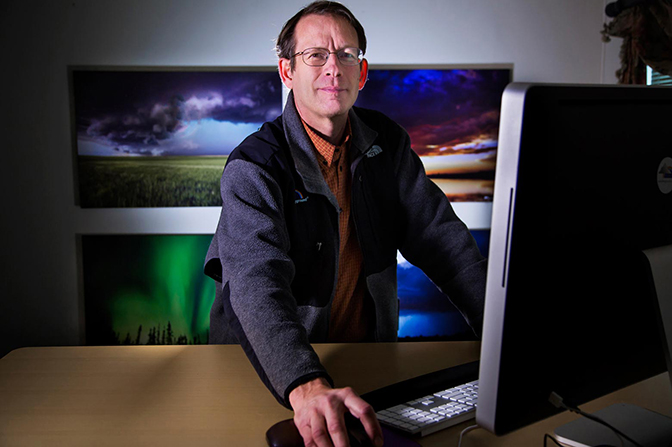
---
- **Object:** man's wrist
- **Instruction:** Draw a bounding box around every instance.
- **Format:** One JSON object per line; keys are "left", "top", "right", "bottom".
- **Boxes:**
{"left": 284, "top": 372, "right": 334, "bottom": 409}
{"left": 288, "top": 377, "right": 332, "bottom": 409}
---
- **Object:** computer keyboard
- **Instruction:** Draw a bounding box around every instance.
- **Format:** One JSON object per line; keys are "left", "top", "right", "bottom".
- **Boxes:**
{"left": 361, "top": 360, "right": 479, "bottom": 438}
{"left": 375, "top": 379, "right": 478, "bottom": 436}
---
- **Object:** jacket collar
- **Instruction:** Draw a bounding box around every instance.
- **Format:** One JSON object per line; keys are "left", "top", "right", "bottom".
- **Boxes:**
{"left": 281, "top": 90, "right": 378, "bottom": 200}
{"left": 348, "top": 105, "right": 378, "bottom": 156}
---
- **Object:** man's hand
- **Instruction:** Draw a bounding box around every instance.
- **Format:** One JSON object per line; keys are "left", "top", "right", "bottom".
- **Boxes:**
{"left": 289, "top": 377, "right": 383, "bottom": 447}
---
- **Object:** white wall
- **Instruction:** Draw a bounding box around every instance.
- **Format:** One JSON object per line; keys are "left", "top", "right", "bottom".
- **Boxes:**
{"left": 0, "top": 0, "right": 621, "bottom": 357}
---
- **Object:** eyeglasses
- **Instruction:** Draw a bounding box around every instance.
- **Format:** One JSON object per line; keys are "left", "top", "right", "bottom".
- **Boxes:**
{"left": 292, "top": 47, "right": 363, "bottom": 67}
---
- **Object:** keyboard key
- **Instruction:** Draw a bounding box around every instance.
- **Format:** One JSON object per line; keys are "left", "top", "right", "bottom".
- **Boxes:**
{"left": 377, "top": 379, "right": 479, "bottom": 436}
{"left": 441, "top": 391, "right": 461, "bottom": 399}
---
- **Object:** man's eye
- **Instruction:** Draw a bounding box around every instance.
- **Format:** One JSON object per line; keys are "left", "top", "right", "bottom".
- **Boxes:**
{"left": 339, "top": 53, "right": 356, "bottom": 62}
{"left": 307, "top": 52, "right": 327, "bottom": 60}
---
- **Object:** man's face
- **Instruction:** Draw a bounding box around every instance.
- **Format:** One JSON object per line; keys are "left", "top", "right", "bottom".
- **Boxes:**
{"left": 279, "top": 14, "right": 368, "bottom": 127}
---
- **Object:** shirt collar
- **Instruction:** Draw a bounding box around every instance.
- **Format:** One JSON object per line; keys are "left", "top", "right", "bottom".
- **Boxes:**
{"left": 301, "top": 118, "right": 352, "bottom": 167}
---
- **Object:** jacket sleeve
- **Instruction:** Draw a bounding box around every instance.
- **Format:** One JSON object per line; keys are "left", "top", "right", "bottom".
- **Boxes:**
{"left": 393, "top": 130, "right": 487, "bottom": 337}
{"left": 209, "top": 157, "right": 332, "bottom": 408}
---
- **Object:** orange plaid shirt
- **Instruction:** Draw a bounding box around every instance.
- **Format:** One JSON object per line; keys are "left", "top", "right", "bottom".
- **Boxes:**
{"left": 302, "top": 120, "right": 373, "bottom": 342}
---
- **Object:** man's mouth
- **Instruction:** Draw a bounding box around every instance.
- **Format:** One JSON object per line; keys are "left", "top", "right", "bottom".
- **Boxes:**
{"left": 319, "top": 86, "right": 345, "bottom": 94}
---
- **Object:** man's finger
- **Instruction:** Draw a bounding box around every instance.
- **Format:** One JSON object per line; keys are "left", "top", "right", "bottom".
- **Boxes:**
{"left": 342, "top": 390, "right": 383, "bottom": 447}
{"left": 324, "top": 405, "right": 350, "bottom": 447}
{"left": 294, "top": 416, "right": 314, "bottom": 447}
{"left": 354, "top": 405, "right": 383, "bottom": 447}
{"left": 311, "top": 412, "right": 335, "bottom": 447}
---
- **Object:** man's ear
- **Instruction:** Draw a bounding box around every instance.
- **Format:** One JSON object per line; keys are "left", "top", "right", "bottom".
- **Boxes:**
{"left": 358, "top": 58, "right": 369, "bottom": 91}
{"left": 278, "top": 58, "right": 293, "bottom": 90}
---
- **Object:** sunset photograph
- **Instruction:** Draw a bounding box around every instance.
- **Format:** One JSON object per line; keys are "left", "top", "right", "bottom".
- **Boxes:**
{"left": 355, "top": 67, "right": 510, "bottom": 201}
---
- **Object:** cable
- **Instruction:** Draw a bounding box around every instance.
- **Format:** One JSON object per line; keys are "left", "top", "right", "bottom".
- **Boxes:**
{"left": 548, "top": 392, "right": 642, "bottom": 447}
{"left": 570, "top": 410, "right": 625, "bottom": 447}
{"left": 456, "top": 423, "right": 480, "bottom": 447}
{"left": 544, "top": 433, "right": 569, "bottom": 447}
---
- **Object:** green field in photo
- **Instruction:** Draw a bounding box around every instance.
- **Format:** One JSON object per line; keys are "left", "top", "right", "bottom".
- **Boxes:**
{"left": 77, "top": 156, "right": 227, "bottom": 208}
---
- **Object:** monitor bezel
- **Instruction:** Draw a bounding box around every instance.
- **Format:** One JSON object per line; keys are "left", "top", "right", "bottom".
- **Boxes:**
{"left": 477, "top": 83, "right": 671, "bottom": 435}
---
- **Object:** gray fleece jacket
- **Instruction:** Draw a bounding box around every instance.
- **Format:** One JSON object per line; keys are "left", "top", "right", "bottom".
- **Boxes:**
{"left": 204, "top": 92, "right": 486, "bottom": 408}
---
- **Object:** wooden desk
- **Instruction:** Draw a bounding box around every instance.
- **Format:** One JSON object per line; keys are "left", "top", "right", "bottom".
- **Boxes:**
{"left": 0, "top": 343, "right": 670, "bottom": 446}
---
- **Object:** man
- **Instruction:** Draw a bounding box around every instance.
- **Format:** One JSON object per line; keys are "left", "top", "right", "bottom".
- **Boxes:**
{"left": 204, "top": 2, "right": 486, "bottom": 446}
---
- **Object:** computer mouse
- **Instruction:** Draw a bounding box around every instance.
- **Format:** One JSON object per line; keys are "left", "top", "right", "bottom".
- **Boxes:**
{"left": 265, "top": 419, "right": 303, "bottom": 447}
{"left": 344, "top": 413, "right": 374, "bottom": 447}
{"left": 265, "top": 416, "right": 374, "bottom": 447}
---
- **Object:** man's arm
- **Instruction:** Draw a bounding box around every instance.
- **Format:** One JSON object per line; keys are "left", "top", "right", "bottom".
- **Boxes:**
{"left": 212, "top": 157, "right": 382, "bottom": 446}
{"left": 212, "top": 157, "right": 331, "bottom": 405}
{"left": 394, "top": 131, "right": 487, "bottom": 336}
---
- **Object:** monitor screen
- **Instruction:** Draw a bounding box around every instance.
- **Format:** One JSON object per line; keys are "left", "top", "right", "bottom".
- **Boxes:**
{"left": 477, "top": 83, "right": 671, "bottom": 435}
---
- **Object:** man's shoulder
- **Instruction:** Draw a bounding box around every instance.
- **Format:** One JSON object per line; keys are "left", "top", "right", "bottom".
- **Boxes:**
{"left": 230, "top": 115, "right": 288, "bottom": 166}
{"left": 350, "top": 106, "right": 408, "bottom": 156}
{"left": 351, "top": 105, "right": 404, "bottom": 133}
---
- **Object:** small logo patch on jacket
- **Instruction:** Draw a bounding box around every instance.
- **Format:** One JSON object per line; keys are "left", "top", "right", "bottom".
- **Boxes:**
{"left": 366, "top": 145, "right": 383, "bottom": 158}
{"left": 294, "top": 189, "right": 309, "bottom": 204}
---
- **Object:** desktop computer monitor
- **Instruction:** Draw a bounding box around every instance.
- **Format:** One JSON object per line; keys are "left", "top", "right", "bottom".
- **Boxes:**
{"left": 477, "top": 83, "right": 672, "bottom": 440}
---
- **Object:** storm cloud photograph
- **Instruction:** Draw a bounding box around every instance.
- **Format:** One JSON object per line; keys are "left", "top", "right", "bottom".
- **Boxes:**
{"left": 71, "top": 68, "right": 282, "bottom": 208}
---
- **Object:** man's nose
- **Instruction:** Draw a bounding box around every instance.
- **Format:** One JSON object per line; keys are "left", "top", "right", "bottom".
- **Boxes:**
{"left": 324, "top": 53, "right": 342, "bottom": 77}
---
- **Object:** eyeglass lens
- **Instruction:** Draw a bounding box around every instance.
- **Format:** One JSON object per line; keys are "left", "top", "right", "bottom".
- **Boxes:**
{"left": 301, "top": 48, "right": 361, "bottom": 66}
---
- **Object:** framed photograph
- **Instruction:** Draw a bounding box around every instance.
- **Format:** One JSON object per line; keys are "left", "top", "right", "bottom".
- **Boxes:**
{"left": 79, "top": 234, "right": 215, "bottom": 345}
{"left": 356, "top": 66, "right": 510, "bottom": 338}
{"left": 78, "top": 230, "right": 488, "bottom": 345}
{"left": 397, "top": 229, "right": 490, "bottom": 340}
{"left": 69, "top": 67, "right": 282, "bottom": 208}
{"left": 355, "top": 65, "right": 512, "bottom": 203}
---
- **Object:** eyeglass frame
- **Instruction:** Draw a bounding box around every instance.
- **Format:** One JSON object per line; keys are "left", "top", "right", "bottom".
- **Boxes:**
{"left": 292, "top": 47, "right": 364, "bottom": 67}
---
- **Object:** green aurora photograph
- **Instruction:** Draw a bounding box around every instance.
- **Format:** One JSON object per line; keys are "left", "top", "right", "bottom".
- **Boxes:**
{"left": 82, "top": 234, "right": 215, "bottom": 345}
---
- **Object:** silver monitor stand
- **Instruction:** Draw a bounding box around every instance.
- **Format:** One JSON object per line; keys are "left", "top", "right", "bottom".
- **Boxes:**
{"left": 554, "top": 244, "right": 672, "bottom": 447}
